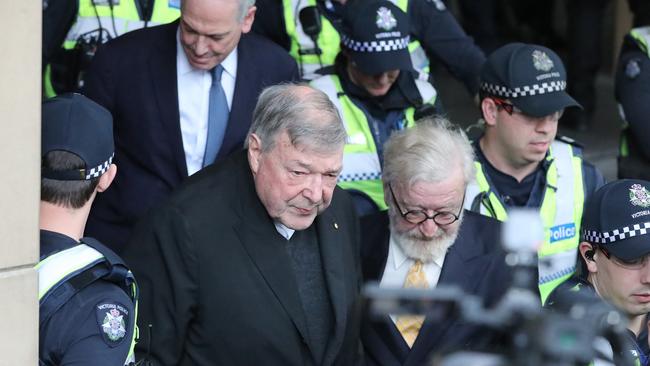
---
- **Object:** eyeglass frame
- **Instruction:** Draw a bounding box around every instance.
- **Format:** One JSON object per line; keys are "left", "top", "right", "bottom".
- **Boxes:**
{"left": 490, "top": 97, "right": 565, "bottom": 120}
{"left": 595, "top": 245, "right": 650, "bottom": 270}
{"left": 388, "top": 183, "right": 465, "bottom": 226}
{"left": 490, "top": 97, "right": 522, "bottom": 116}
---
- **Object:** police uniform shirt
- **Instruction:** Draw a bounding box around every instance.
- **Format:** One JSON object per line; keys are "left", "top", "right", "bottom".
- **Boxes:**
{"left": 473, "top": 140, "right": 606, "bottom": 209}
{"left": 474, "top": 140, "right": 545, "bottom": 207}
{"left": 615, "top": 34, "right": 650, "bottom": 164}
{"left": 39, "top": 230, "right": 135, "bottom": 366}
{"left": 252, "top": 0, "right": 485, "bottom": 95}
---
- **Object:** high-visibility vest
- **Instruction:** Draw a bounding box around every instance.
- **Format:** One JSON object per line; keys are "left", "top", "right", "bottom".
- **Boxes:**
{"left": 283, "top": 0, "right": 430, "bottom": 80}
{"left": 465, "top": 141, "right": 585, "bottom": 304}
{"left": 44, "top": 0, "right": 180, "bottom": 97}
{"left": 36, "top": 238, "right": 139, "bottom": 365}
{"left": 311, "top": 73, "right": 436, "bottom": 210}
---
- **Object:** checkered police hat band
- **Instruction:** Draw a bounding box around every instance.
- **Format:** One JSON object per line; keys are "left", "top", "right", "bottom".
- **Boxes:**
{"left": 341, "top": 34, "right": 410, "bottom": 53}
{"left": 583, "top": 222, "right": 650, "bottom": 244}
{"left": 85, "top": 154, "right": 114, "bottom": 180}
{"left": 480, "top": 80, "right": 567, "bottom": 98}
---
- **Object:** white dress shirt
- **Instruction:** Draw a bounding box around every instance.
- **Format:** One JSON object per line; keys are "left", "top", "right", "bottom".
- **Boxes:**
{"left": 275, "top": 222, "right": 295, "bottom": 240}
{"left": 176, "top": 29, "right": 238, "bottom": 176}
{"left": 380, "top": 235, "right": 447, "bottom": 323}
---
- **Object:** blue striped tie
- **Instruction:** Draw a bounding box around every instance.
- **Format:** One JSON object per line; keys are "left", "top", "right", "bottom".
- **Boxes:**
{"left": 203, "top": 65, "right": 229, "bottom": 167}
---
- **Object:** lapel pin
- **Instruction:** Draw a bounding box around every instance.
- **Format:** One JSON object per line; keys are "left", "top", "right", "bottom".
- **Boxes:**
{"left": 334, "top": 222, "right": 339, "bottom": 229}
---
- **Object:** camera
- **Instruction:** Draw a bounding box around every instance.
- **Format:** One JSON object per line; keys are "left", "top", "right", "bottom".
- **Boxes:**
{"left": 362, "top": 209, "right": 636, "bottom": 366}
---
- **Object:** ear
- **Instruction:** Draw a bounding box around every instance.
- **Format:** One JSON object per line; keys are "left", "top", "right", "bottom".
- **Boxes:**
{"left": 247, "top": 133, "right": 262, "bottom": 175}
{"left": 579, "top": 242, "right": 598, "bottom": 273}
{"left": 383, "top": 182, "right": 391, "bottom": 207}
{"left": 481, "top": 98, "right": 498, "bottom": 126}
{"left": 240, "top": 6, "right": 256, "bottom": 34}
{"left": 96, "top": 164, "right": 117, "bottom": 193}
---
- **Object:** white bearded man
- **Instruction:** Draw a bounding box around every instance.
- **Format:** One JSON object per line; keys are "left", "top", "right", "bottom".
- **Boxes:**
{"left": 359, "top": 117, "right": 512, "bottom": 365}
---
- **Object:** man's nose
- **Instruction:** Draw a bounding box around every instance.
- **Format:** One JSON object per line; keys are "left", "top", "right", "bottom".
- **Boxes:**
{"left": 303, "top": 174, "right": 323, "bottom": 203}
{"left": 418, "top": 218, "right": 439, "bottom": 238}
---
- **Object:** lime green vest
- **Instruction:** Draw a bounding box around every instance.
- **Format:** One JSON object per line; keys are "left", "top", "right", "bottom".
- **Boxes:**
{"left": 283, "top": 0, "right": 430, "bottom": 80}
{"left": 36, "top": 244, "right": 139, "bottom": 365}
{"left": 465, "top": 141, "right": 585, "bottom": 304}
{"left": 310, "top": 74, "right": 436, "bottom": 210}
{"left": 44, "top": 0, "right": 180, "bottom": 97}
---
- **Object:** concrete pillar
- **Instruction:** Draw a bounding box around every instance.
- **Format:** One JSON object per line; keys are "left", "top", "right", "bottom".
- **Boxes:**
{"left": 0, "top": 1, "right": 41, "bottom": 365}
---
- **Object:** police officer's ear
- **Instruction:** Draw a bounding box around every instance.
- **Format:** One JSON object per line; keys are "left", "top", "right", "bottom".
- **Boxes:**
{"left": 96, "top": 163, "right": 117, "bottom": 193}
{"left": 481, "top": 97, "right": 498, "bottom": 126}
{"left": 579, "top": 242, "right": 598, "bottom": 273}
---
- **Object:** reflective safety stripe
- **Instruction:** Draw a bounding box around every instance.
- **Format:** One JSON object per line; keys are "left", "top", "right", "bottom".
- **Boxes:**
{"left": 339, "top": 153, "right": 382, "bottom": 182}
{"left": 283, "top": 0, "right": 429, "bottom": 80}
{"left": 36, "top": 244, "right": 104, "bottom": 300}
{"left": 283, "top": 0, "right": 341, "bottom": 80}
{"left": 311, "top": 74, "right": 435, "bottom": 210}
{"left": 46, "top": 0, "right": 179, "bottom": 97}
{"left": 630, "top": 26, "right": 650, "bottom": 58}
{"left": 465, "top": 140, "right": 585, "bottom": 303}
{"left": 36, "top": 243, "right": 140, "bottom": 366}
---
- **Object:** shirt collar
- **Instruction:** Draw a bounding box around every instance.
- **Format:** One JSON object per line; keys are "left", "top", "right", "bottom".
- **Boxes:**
{"left": 176, "top": 27, "right": 238, "bottom": 77}
{"left": 40, "top": 229, "right": 79, "bottom": 260}
{"left": 275, "top": 222, "right": 295, "bottom": 240}
{"left": 388, "top": 234, "right": 445, "bottom": 269}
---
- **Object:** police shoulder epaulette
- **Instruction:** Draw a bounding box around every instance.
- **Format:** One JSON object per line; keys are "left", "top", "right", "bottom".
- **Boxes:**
{"left": 555, "top": 134, "right": 584, "bottom": 149}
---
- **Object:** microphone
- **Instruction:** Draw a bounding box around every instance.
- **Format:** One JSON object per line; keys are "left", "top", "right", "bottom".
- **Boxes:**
{"left": 299, "top": 6, "right": 322, "bottom": 42}
{"left": 299, "top": 6, "right": 323, "bottom": 57}
{"left": 502, "top": 208, "right": 543, "bottom": 292}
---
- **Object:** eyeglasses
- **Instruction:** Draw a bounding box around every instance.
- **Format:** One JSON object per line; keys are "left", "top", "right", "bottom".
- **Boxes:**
{"left": 388, "top": 184, "right": 464, "bottom": 226}
{"left": 491, "top": 97, "right": 522, "bottom": 115}
{"left": 491, "top": 97, "right": 564, "bottom": 120}
{"left": 597, "top": 246, "right": 650, "bottom": 270}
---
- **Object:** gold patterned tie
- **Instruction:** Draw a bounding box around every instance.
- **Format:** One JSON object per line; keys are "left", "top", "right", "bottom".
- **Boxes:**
{"left": 395, "top": 260, "right": 429, "bottom": 347}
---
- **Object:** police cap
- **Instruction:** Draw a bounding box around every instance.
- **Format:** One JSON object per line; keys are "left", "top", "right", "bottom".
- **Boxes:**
{"left": 341, "top": 0, "right": 412, "bottom": 75}
{"left": 480, "top": 43, "right": 581, "bottom": 118}
{"left": 582, "top": 179, "right": 650, "bottom": 261}
{"left": 42, "top": 93, "right": 114, "bottom": 181}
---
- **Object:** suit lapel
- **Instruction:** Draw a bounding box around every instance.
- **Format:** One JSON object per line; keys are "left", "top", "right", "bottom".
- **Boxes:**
{"left": 149, "top": 21, "right": 188, "bottom": 178}
{"left": 217, "top": 35, "right": 256, "bottom": 160}
{"left": 362, "top": 220, "right": 411, "bottom": 364}
{"left": 316, "top": 209, "right": 349, "bottom": 365}
{"left": 231, "top": 159, "right": 310, "bottom": 347}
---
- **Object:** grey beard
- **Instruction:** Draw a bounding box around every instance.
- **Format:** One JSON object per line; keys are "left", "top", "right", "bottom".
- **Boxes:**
{"left": 389, "top": 215, "right": 462, "bottom": 264}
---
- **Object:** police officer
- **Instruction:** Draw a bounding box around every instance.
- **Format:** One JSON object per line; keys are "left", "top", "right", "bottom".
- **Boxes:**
{"left": 309, "top": 0, "right": 437, "bottom": 216}
{"left": 615, "top": 0, "right": 650, "bottom": 180}
{"left": 546, "top": 179, "right": 650, "bottom": 365}
{"left": 42, "top": 0, "right": 180, "bottom": 97}
{"left": 39, "top": 94, "right": 137, "bottom": 365}
{"left": 465, "top": 43, "right": 605, "bottom": 303}
{"left": 252, "top": 0, "right": 485, "bottom": 97}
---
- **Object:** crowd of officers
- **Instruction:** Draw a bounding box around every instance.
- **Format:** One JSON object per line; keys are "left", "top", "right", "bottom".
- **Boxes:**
{"left": 38, "top": 0, "right": 650, "bottom": 365}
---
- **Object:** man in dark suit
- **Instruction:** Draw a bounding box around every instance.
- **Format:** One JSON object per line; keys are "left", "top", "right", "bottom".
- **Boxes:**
{"left": 122, "top": 84, "right": 362, "bottom": 365}
{"left": 83, "top": 0, "right": 299, "bottom": 253}
{"left": 360, "top": 117, "right": 511, "bottom": 365}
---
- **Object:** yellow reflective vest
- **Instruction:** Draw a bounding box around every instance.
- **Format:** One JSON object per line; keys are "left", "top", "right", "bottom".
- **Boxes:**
{"left": 311, "top": 73, "right": 436, "bottom": 210}
{"left": 283, "top": 0, "right": 430, "bottom": 80}
{"left": 465, "top": 140, "right": 585, "bottom": 304}
{"left": 44, "top": 0, "right": 180, "bottom": 97}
